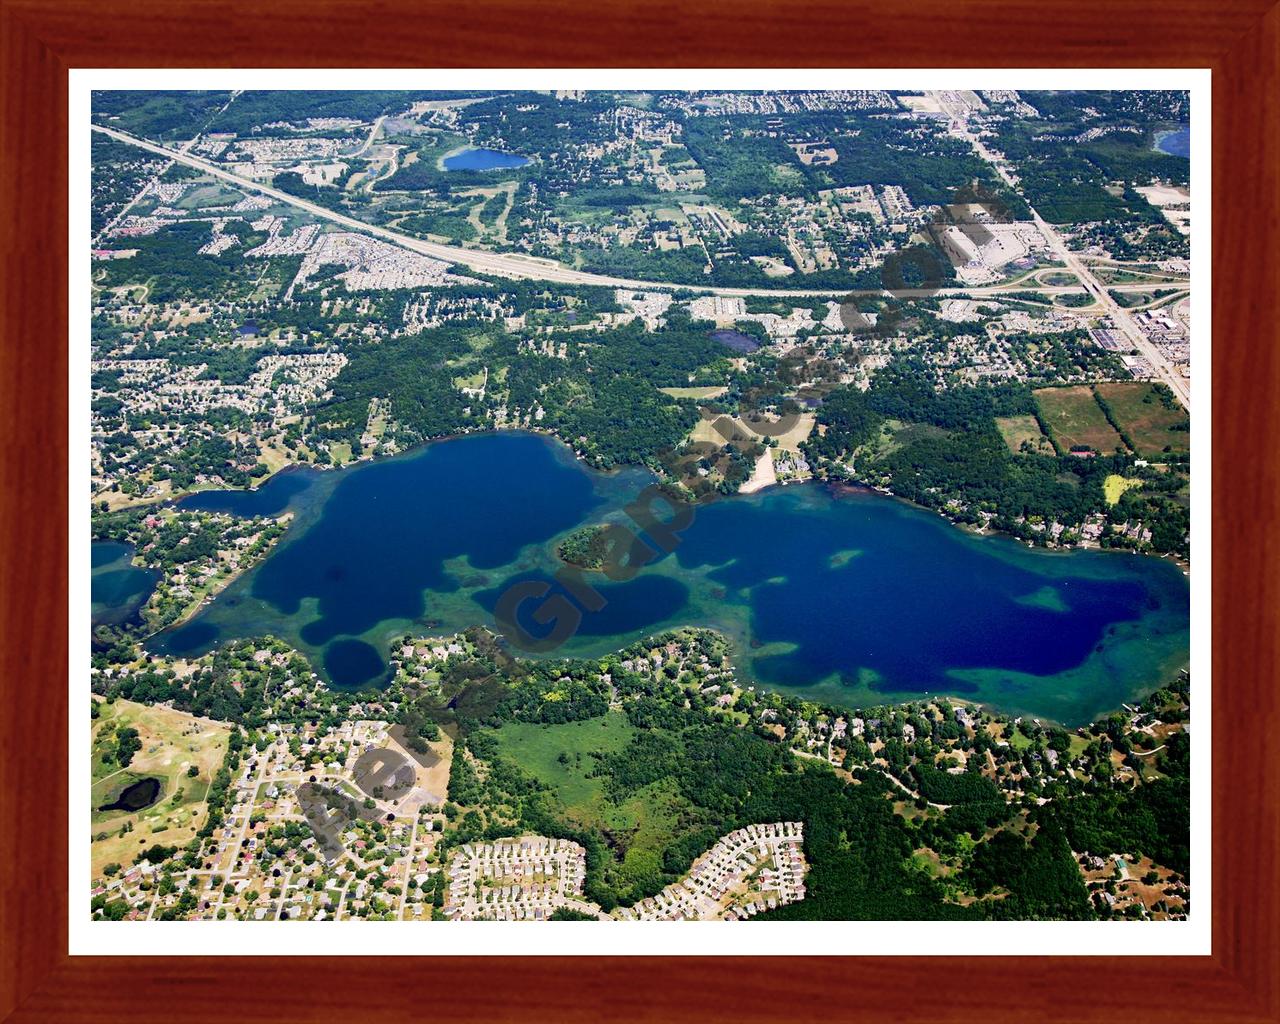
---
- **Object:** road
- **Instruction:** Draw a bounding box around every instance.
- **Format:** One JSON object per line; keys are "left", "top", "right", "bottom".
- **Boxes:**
{"left": 344, "top": 115, "right": 385, "bottom": 160}
{"left": 396, "top": 815, "right": 419, "bottom": 920}
{"left": 1030, "top": 212, "right": 1191, "bottom": 409}
{"left": 92, "top": 123, "right": 1175, "bottom": 306}
{"left": 96, "top": 123, "right": 825, "bottom": 295}
{"left": 91, "top": 92, "right": 240, "bottom": 247}
{"left": 928, "top": 91, "right": 1190, "bottom": 411}
{"left": 210, "top": 751, "right": 267, "bottom": 919}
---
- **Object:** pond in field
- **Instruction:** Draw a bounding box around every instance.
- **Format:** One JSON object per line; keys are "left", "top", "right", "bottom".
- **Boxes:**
{"left": 148, "top": 431, "right": 1189, "bottom": 724}
{"left": 97, "top": 776, "right": 162, "bottom": 813}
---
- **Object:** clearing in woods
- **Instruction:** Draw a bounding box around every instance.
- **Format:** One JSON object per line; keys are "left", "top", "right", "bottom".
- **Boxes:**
{"left": 485, "top": 711, "right": 700, "bottom": 900}
{"left": 658, "top": 386, "right": 729, "bottom": 400}
{"left": 995, "top": 414, "right": 1054, "bottom": 455}
{"left": 1103, "top": 474, "right": 1144, "bottom": 505}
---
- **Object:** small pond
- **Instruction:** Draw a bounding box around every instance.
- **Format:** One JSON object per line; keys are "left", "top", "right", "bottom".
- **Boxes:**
{"left": 443, "top": 148, "right": 530, "bottom": 171}
{"left": 98, "top": 776, "right": 163, "bottom": 813}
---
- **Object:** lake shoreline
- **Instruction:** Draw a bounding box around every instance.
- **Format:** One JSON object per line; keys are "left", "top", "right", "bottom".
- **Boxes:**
{"left": 437, "top": 144, "right": 533, "bottom": 172}
{"left": 134, "top": 423, "right": 1190, "bottom": 580}
{"left": 824, "top": 477, "right": 1191, "bottom": 577}
{"left": 436, "top": 143, "right": 470, "bottom": 171}
{"left": 137, "top": 514, "right": 293, "bottom": 640}
{"left": 93, "top": 512, "right": 293, "bottom": 646}
{"left": 1152, "top": 124, "right": 1191, "bottom": 157}
{"left": 140, "top": 431, "right": 1189, "bottom": 725}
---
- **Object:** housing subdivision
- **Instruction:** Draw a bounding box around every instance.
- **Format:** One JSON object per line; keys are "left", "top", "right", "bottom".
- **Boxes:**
{"left": 443, "top": 822, "right": 808, "bottom": 922}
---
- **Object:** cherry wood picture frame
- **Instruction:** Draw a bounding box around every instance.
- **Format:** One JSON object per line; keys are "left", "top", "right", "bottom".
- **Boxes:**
{"left": 2, "top": 1, "right": 1276, "bottom": 1020}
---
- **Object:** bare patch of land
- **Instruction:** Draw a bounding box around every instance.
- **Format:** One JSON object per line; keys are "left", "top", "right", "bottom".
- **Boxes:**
{"left": 995, "top": 414, "right": 1053, "bottom": 456}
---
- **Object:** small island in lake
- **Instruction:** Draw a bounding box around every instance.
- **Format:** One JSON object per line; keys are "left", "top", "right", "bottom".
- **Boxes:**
{"left": 556, "top": 524, "right": 613, "bottom": 570}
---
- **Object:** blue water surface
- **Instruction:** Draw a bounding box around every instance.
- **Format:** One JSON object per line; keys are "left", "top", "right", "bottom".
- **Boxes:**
{"left": 443, "top": 148, "right": 530, "bottom": 171}
{"left": 1155, "top": 125, "right": 1190, "bottom": 158}
{"left": 147, "top": 432, "right": 1190, "bottom": 722}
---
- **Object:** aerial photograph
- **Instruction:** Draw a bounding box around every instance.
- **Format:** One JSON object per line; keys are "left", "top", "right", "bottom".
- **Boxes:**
{"left": 87, "top": 86, "right": 1193, "bottom": 925}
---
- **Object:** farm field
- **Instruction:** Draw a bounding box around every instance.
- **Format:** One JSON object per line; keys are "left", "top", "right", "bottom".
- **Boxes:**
{"left": 995, "top": 414, "right": 1054, "bottom": 456}
{"left": 1033, "top": 386, "right": 1127, "bottom": 454}
{"left": 1094, "top": 382, "right": 1191, "bottom": 458}
{"left": 90, "top": 697, "right": 230, "bottom": 878}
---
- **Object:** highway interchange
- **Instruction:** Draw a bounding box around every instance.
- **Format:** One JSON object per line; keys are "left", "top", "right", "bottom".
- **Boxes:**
{"left": 94, "top": 118, "right": 1190, "bottom": 411}
{"left": 927, "top": 91, "right": 1190, "bottom": 410}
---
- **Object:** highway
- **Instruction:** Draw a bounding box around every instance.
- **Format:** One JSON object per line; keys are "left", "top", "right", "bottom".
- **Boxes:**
{"left": 92, "top": 124, "right": 1169, "bottom": 307}
{"left": 344, "top": 115, "right": 386, "bottom": 160}
{"left": 1030, "top": 211, "right": 1191, "bottom": 410}
{"left": 91, "top": 93, "right": 239, "bottom": 247}
{"left": 927, "top": 91, "right": 1190, "bottom": 411}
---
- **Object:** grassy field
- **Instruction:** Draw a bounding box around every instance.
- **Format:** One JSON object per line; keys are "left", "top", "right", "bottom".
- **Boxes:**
{"left": 1039, "top": 271, "right": 1079, "bottom": 287}
{"left": 1090, "top": 265, "right": 1188, "bottom": 286}
{"left": 1109, "top": 289, "right": 1154, "bottom": 309}
{"left": 877, "top": 419, "right": 949, "bottom": 456}
{"left": 91, "top": 698, "right": 230, "bottom": 877}
{"left": 488, "top": 712, "right": 637, "bottom": 812}
{"left": 995, "top": 414, "right": 1053, "bottom": 456}
{"left": 176, "top": 182, "right": 245, "bottom": 211}
{"left": 1094, "top": 382, "right": 1190, "bottom": 458}
{"left": 1052, "top": 292, "right": 1096, "bottom": 308}
{"left": 1103, "top": 474, "right": 1144, "bottom": 506}
{"left": 686, "top": 408, "right": 814, "bottom": 463}
{"left": 1034, "top": 386, "right": 1127, "bottom": 453}
{"left": 486, "top": 712, "right": 697, "bottom": 897}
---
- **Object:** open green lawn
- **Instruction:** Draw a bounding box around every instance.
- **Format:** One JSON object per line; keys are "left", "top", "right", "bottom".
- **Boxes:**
{"left": 1034, "top": 386, "right": 1127, "bottom": 454}
{"left": 487, "top": 711, "right": 637, "bottom": 812}
{"left": 1094, "top": 382, "right": 1190, "bottom": 458}
{"left": 1006, "top": 727, "right": 1033, "bottom": 752}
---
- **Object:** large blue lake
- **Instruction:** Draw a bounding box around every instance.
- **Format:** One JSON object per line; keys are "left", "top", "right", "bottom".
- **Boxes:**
{"left": 443, "top": 147, "right": 530, "bottom": 171}
{"left": 149, "top": 432, "right": 1190, "bottom": 724}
